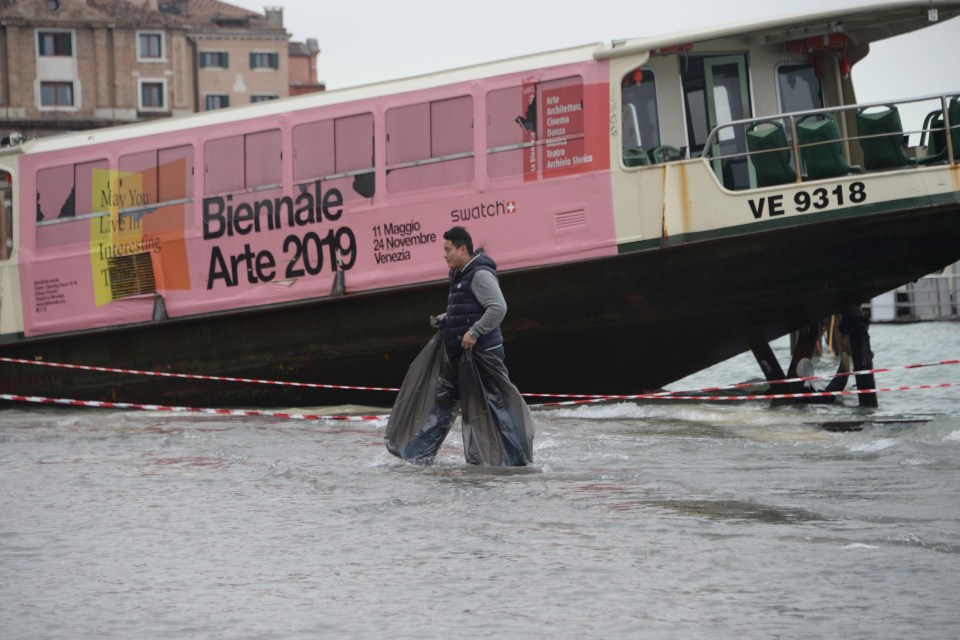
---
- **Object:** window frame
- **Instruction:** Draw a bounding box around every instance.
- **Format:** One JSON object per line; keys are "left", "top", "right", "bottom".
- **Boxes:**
{"left": 138, "top": 78, "right": 167, "bottom": 112}
{"left": 35, "top": 158, "right": 110, "bottom": 229}
{"left": 199, "top": 50, "right": 229, "bottom": 69}
{"left": 203, "top": 129, "right": 282, "bottom": 196}
{"left": 775, "top": 62, "right": 825, "bottom": 116}
{"left": 37, "top": 30, "right": 72, "bottom": 57}
{"left": 204, "top": 94, "right": 230, "bottom": 111}
{"left": 386, "top": 96, "right": 475, "bottom": 170}
{"left": 620, "top": 67, "right": 662, "bottom": 162}
{"left": 385, "top": 95, "right": 475, "bottom": 193}
{"left": 249, "top": 51, "right": 280, "bottom": 70}
{"left": 39, "top": 81, "right": 76, "bottom": 108}
{"left": 485, "top": 75, "right": 586, "bottom": 179}
{"left": 118, "top": 144, "right": 196, "bottom": 212}
{"left": 292, "top": 113, "right": 375, "bottom": 186}
{"left": 251, "top": 94, "right": 279, "bottom": 103}
{"left": 136, "top": 31, "right": 166, "bottom": 62}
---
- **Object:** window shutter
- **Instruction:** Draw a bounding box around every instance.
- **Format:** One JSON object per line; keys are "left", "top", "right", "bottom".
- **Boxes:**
{"left": 271, "top": 53, "right": 279, "bottom": 69}
{"left": 249, "top": 52, "right": 255, "bottom": 68}
{"left": 223, "top": 52, "right": 229, "bottom": 68}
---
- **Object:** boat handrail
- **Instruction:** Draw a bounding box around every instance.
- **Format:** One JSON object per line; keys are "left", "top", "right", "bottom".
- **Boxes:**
{"left": 705, "top": 91, "right": 958, "bottom": 141}
{"left": 701, "top": 92, "right": 959, "bottom": 189}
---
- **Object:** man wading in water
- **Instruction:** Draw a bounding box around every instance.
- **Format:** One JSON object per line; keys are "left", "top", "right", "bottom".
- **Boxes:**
{"left": 385, "top": 226, "right": 534, "bottom": 466}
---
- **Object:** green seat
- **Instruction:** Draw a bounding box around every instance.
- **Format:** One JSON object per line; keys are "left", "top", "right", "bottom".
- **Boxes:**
{"left": 797, "top": 115, "right": 861, "bottom": 180}
{"left": 921, "top": 96, "right": 960, "bottom": 164}
{"left": 649, "top": 145, "right": 683, "bottom": 164}
{"left": 857, "top": 106, "right": 916, "bottom": 170}
{"left": 746, "top": 122, "right": 796, "bottom": 187}
{"left": 623, "top": 146, "right": 651, "bottom": 167}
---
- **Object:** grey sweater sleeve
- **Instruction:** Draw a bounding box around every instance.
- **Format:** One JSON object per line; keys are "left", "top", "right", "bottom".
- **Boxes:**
{"left": 470, "top": 270, "right": 507, "bottom": 337}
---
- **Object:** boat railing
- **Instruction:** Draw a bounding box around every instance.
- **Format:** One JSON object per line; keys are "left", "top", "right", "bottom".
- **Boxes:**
{"left": 701, "top": 92, "right": 960, "bottom": 191}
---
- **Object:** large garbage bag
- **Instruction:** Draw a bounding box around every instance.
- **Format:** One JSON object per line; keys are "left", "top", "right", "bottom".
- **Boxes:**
{"left": 459, "top": 349, "right": 534, "bottom": 467}
{"left": 384, "top": 331, "right": 453, "bottom": 462}
{"left": 384, "top": 332, "right": 535, "bottom": 466}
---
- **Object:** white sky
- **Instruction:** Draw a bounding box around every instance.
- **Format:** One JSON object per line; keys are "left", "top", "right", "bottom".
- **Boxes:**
{"left": 229, "top": 0, "right": 959, "bottom": 103}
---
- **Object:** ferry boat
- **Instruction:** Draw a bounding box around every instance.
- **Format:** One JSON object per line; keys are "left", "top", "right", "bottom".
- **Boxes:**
{"left": 1, "top": 1, "right": 958, "bottom": 407}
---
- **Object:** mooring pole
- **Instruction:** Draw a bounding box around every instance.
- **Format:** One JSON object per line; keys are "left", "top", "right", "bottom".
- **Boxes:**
{"left": 841, "top": 304, "right": 878, "bottom": 407}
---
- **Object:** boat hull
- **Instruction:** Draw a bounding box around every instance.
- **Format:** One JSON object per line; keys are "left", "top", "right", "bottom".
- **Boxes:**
{"left": 2, "top": 201, "right": 959, "bottom": 408}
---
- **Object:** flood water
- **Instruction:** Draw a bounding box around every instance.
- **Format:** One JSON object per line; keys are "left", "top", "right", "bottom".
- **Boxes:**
{"left": 2, "top": 322, "right": 959, "bottom": 639}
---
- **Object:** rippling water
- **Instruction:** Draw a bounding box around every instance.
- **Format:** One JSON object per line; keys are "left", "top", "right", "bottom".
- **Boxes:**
{"left": 2, "top": 323, "right": 959, "bottom": 639}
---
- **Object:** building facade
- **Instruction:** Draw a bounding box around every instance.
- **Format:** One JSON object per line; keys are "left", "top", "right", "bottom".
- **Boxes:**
{"left": 174, "top": 0, "right": 290, "bottom": 111}
{"left": 0, "top": 0, "right": 194, "bottom": 136}
{"left": 0, "top": 0, "right": 323, "bottom": 139}
{"left": 289, "top": 37, "right": 323, "bottom": 96}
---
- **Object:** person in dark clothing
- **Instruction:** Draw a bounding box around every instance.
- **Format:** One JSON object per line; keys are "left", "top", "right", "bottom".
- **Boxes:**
{"left": 437, "top": 225, "right": 506, "bottom": 359}
{"left": 430, "top": 225, "right": 509, "bottom": 437}
{"left": 386, "top": 226, "right": 532, "bottom": 465}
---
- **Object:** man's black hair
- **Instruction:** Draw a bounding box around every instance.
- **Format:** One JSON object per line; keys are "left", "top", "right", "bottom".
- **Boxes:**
{"left": 443, "top": 226, "right": 474, "bottom": 255}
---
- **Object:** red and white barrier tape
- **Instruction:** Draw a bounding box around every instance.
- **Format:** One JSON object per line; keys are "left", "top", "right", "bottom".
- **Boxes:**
{"left": 535, "top": 382, "right": 960, "bottom": 407}
{"left": 0, "top": 393, "right": 388, "bottom": 423}
{"left": 522, "top": 358, "right": 960, "bottom": 400}
{"left": 3, "top": 356, "right": 959, "bottom": 402}
{"left": 0, "top": 357, "right": 401, "bottom": 393}
{"left": 3, "top": 383, "right": 958, "bottom": 419}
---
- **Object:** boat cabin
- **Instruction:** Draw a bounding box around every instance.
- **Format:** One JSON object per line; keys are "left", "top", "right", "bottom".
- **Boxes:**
{"left": 610, "top": 4, "right": 956, "bottom": 182}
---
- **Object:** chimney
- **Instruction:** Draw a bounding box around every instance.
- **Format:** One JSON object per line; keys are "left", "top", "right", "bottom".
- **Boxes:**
{"left": 264, "top": 7, "right": 283, "bottom": 26}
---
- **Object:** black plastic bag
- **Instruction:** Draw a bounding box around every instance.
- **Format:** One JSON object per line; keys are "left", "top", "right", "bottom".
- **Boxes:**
{"left": 384, "top": 331, "right": 453, "bottom": 462}
{"left": 459, "top": 349, "right": 534, "bottom": 466}
{"left": 385, "top": 332, "right": 534, "bottom": 466}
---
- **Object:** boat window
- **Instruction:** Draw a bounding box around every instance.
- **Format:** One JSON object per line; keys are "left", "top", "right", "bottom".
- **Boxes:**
{"left": 157, "top": 145, "right": 194, "bottom": 202}
{"left": 204, "top": 129, "right": 281, "bottom": 195}
{"left": 293, "top": 113, "right": 374, "bottom": 181}
{"left": 386, "top": 95, "right": 474, "bottom": 193}
{"left": 293, "top": 119, "right": 335, "bottom": 181}
{"left": 244, "top": 129, "right": 282, "bottom": 189}
{"left": 621, "top": 68, "right": 660, "bottom": 160}
{"left": 116, "top": 144, "right": 193, "bottom": 210}
{"left": 293, "top": 113, "right": 375, "bottom": 201}
{"left": 777, "top": 64, "right": 824, "bottom": 115}
{"left": 485, "top": 76, "right": 584, "bottom": 179}
{"left": 204, "top": 136, "right": 244, "bottom": 195}
{"left": 36, "top": 159, "right": 109, "bottom": 223}
{"left": 682, "top": 54, "right": 752, "bottom": 189}
{"left": 119, "top": 150, "right": 161, "bottom": 207}
{"left": 0, "top": 170, "right": 11, "bottom": 260}
{"left": 713, "top": 85, "right": 735, "bottom": 142}
{"left": 334, "top": 114, "right": 375, "bottom": 176}
{"left": 387, "top": 102, "right": 430, "bottom": 166}
{"left": 486, "top": 85, "right": 531, "bottom": 179}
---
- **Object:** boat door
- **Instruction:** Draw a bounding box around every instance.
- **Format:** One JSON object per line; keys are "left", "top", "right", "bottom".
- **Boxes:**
{"left": 681, "top": 54, "right": 753, "bottom": 189}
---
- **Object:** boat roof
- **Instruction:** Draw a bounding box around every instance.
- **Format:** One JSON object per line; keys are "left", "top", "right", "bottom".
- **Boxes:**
{"left": 597, "top": 0, "right": 960, "bottom": 59}
{"left": 10, "top": 0, "right": 960, "bottom": 156}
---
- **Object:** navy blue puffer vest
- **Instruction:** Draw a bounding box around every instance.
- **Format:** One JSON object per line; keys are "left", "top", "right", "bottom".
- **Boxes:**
{"left": 443, "top": 252, "right": 504, "bottom": 358}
